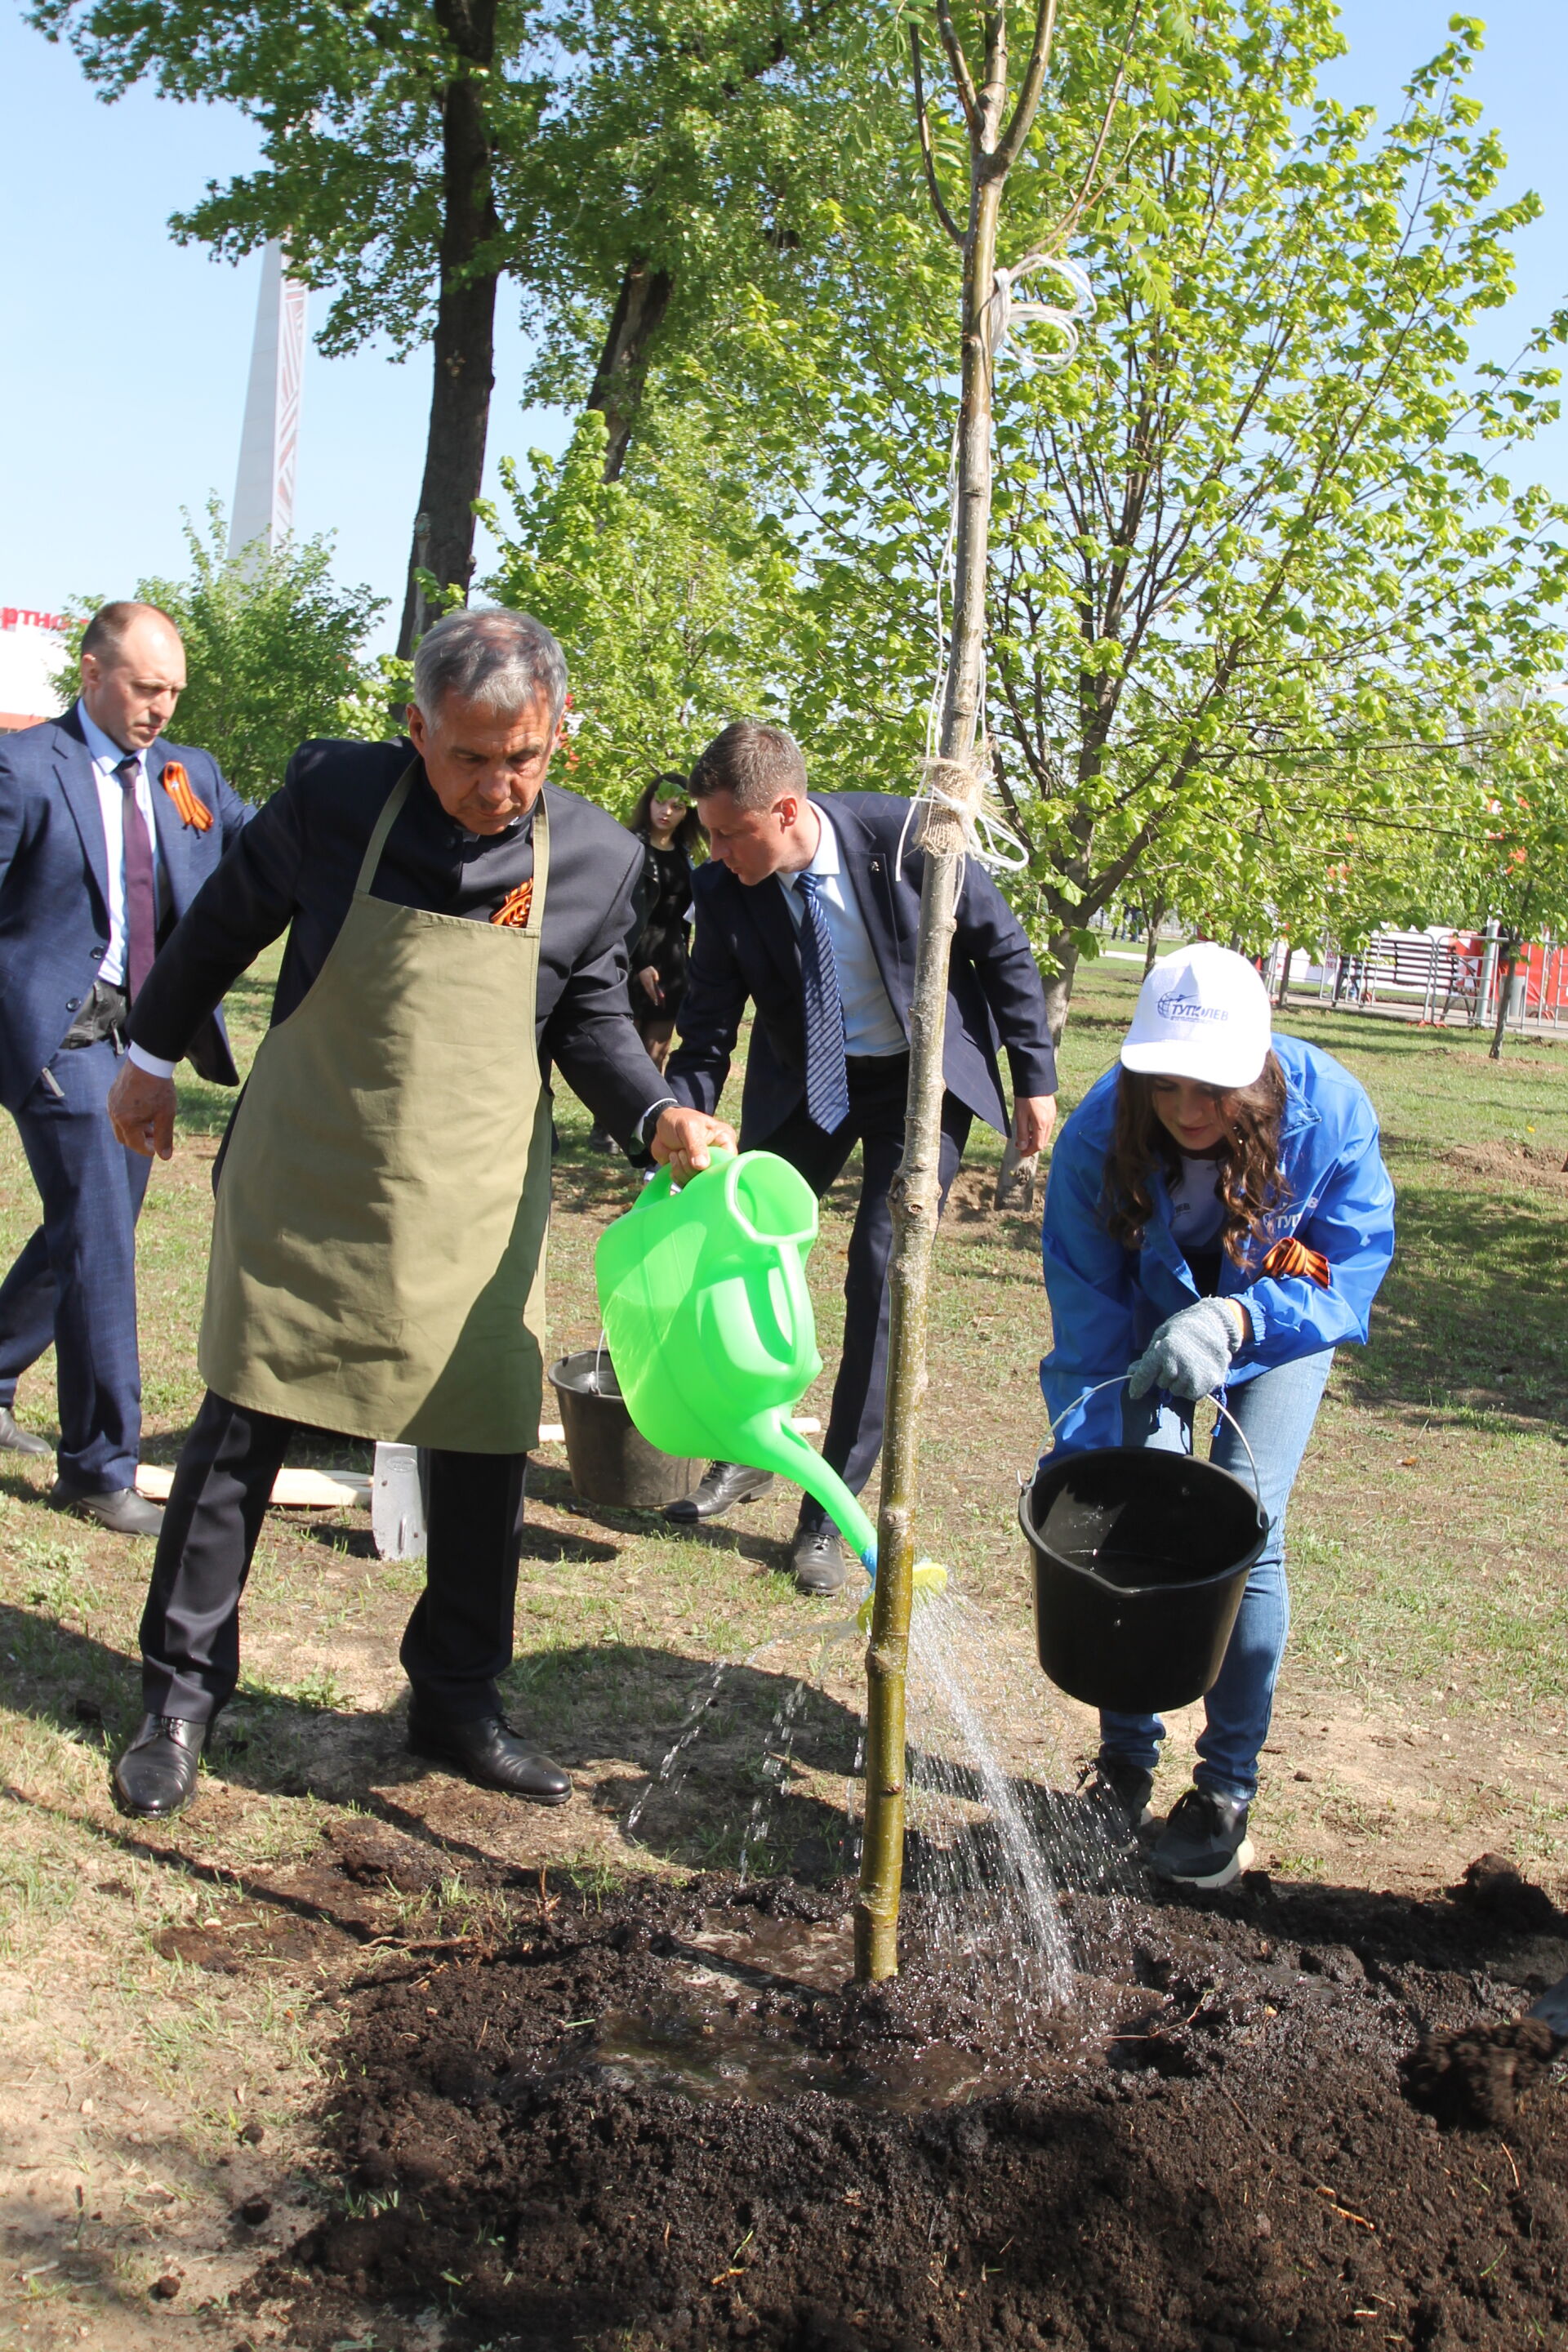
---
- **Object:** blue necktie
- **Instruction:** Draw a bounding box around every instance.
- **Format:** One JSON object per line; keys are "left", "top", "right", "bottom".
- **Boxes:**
{"left": 795, "top": 870, "right": 851, "bottom": 1133}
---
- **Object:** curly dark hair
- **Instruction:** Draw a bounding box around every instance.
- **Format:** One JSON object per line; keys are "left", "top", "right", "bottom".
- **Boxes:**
{"left": 1099, "top": 1053, "right": 1290, "bottom": 1265}
{"left": 626, "top": 771, "right": 706, "bottom": 858}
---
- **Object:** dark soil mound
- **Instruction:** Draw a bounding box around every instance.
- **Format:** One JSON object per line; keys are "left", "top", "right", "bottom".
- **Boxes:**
{"left": 1451, "top": 1851, "right": 1561, "bottom": 1936}
{"left": 269, "top": 1866, "right": 1568, "bottom": 2352}
{"left": 1405, "top": 2016, "right": 1559, "bottom": 2131}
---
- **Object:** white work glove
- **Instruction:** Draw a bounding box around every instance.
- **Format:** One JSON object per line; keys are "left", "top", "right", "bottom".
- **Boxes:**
{"left": 1127, "top": 1298, "right": 1245, "bottom": 1402}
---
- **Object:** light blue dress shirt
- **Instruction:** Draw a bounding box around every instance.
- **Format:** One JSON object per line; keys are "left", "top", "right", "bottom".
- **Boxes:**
{"left": 777, "top": 804, "right": 906, "bottom": 1058}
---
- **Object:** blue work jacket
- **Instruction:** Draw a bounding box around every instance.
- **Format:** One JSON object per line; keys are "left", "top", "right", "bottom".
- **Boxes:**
{"left": 1040, "top": 1035, "right": 1396, "bottom": 1454}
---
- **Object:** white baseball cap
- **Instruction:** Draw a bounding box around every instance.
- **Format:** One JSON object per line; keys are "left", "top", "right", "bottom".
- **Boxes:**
{"left": 1120, "top": 943, "right": 1272, "bottom": 1089}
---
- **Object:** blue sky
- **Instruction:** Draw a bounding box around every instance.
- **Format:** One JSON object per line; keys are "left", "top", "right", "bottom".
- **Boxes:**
{"left": 3, "top": 2, "right": 1563, "bottom": 656}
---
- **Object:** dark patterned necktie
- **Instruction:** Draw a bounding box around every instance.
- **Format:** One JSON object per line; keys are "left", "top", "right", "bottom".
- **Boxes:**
{"left": 795, "top": 870, "right": 851, "bottom": 1133}
{"left": 116, "top": 755, "right": 157, "bottom": 1000}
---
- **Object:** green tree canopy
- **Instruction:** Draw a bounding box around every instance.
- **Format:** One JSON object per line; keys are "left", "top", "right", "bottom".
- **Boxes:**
{"left": 724, "top": 2, "right": 1568, "bottom": 1033}
{"left": 27, "top": 0, "right": 880, "bottom": 644}
{"left": 483, "top": 407, "right": 800, "bottom": 807}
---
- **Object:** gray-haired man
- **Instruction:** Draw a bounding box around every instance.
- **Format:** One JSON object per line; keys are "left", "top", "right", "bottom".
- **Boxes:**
{"left": 105, "top": 608, "right": 732, "bottom": 1819}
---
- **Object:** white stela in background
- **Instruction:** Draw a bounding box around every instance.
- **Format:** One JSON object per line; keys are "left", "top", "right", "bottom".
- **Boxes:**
{"left": 229, "top": 240, "right": 307, "bottom": 565}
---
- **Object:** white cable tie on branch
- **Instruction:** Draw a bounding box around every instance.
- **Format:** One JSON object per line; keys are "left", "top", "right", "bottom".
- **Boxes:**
{"left": 984, "top": 252, "right": 1095, "bottom": 371}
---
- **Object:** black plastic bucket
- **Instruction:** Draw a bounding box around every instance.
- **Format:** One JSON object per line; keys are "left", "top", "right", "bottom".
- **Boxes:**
{"left": 1021, "top": 1446, "right": 1269, "bottom": 1713}
{"left": 547, "top": 1350, "right": 704, "bottom": 1509}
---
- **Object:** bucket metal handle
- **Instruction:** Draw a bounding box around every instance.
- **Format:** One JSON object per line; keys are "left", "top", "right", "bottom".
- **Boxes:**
{"left": 1035, "top": 1373, "right": 1265, "bottom": 1516}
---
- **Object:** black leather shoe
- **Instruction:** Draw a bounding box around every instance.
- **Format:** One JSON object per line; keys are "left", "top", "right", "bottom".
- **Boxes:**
{"left": 48, "top": 1479, "right": 164, "bottom": 1538}
{"left": 791, "top": 1522, "right": 852, "bottom": 1596}
{"left": 663, "top": 1461, "right": 775, "bottom": 1525}
{"left": 408, "top": 1712, "right": 572, "bottom": 1804}
{"left": 0, "top": 1407, "right": 51, "bottom": 1459}
{"left": 113, "top": 1714, "right": 206, "bottom": 1817}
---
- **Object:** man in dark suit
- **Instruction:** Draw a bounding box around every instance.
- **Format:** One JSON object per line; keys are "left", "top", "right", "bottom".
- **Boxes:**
{"left": 0, "top": 602, "right": 249, "bottom": 1533}
{"left": 104, "top": 607, "right": 732, "bottom": 1820}
{"left": 665, "top": 721, "right": 1058, "bottom": 1592}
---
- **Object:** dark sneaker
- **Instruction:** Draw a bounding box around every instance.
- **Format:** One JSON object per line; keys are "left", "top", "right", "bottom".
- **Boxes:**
{"left": 1080, "top": 1751, "right": 1155, "bottom": 1840}
{"left": 1151, "top": 1787, "right": 1253, "bottom": 1890}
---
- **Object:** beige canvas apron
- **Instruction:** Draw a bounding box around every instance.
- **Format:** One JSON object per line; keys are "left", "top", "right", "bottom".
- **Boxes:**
{"left": 198, "top": 768, "right": 553, "bottom": 1453}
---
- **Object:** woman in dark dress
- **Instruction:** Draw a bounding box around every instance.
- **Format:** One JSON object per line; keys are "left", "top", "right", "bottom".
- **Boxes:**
{"left": 625, "top": 773, "right": 705, "bottom": 1069}
{"left": 590, "top": 774, "right": 705, "bottom": 1149}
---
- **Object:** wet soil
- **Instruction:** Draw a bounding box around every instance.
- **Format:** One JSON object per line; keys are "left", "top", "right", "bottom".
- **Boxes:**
{"left": 257, "top": 1856, "right": 1568, "bottom": 2352}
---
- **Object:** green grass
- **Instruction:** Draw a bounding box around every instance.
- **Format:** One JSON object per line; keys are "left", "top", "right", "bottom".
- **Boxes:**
{"left": 0, "top": 938, "right": 1564, "bottom": 1873}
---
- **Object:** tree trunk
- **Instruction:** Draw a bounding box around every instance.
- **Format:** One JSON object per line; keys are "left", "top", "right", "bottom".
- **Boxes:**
{"left": 993, "top": 1133, "right": 1037, "bottom": 1212}
{"left": 1275, "top": 938, "right": 1291, "bottom": 1009}
{"left": 1041, "top": 932, "right": 1081, "bottom": 1045}
{"left": 586, "top": 259, "right": 675, "bottom": 483}
{"left": 855, "top": 170, "right": 1004, "bottom": 1985}
{"left": 397, "top": 0, "right": 501, "bottom": 661}
{"left": 1141, "top": 906, "right": 1166, "bottom": 980}
{"left": 1488, "top": 944, "right": 1519, "bottom": 1060}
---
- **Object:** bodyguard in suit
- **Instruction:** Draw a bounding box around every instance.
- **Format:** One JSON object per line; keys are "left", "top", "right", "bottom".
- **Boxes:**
{"left": 104, "top": 608, "right": 733, "bottom": 1819}
{"left": 0, "top": 602, "right": 249, "bottom": 1534}
{"left": 666, "top": 722, "right": 1058, "bottom": 1592}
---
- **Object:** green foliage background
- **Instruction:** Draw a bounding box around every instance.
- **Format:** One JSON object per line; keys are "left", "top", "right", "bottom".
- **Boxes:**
{"left": 54, "top": 505, "right": 388, "bottom": 802}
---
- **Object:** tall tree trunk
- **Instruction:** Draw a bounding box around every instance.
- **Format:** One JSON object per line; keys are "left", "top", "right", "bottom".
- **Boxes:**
{"left": 1141, "top": 905, "right": 1166, "bottom": 979}
{"left": 1275, "top": 937, "right": 1291, "bottom": 1009}
{"left": 1041, "top": 933, "right": 1081, "bottom": 1045}
{"left": 857, "top": 0, "right": 1123, "bottom": 1983}
{"left": 586, "top": 259, "right": 675, "bottom": 483}
{"left": 854, "top": 171, "right": 1006, "bottom": 1984}
{"left": 1488, "top": 942, "right": 1520, "bottom": 1060}
{"left": 397, "top": 0, "right": 501, "bottom": 660}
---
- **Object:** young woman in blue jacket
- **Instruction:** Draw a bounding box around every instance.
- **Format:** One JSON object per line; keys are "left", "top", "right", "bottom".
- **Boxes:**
{"left": 1039, "top": 943, "right": 1395, "bottom": 1888}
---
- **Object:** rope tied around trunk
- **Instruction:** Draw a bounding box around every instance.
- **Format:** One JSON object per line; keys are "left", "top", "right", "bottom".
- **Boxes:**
{"left": 898, "top": 746, "right": 1031, "bottom": 880}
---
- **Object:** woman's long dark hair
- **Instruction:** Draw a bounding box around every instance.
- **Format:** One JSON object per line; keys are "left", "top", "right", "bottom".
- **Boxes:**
{"left": 1100, "top": 1052, "right": 1290, "bottom": 1265}
{"left": 628, "top": 771, "right": 706, "bottom": 857}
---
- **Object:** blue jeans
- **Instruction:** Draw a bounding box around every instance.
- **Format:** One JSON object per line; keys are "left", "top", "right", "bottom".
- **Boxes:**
{"left": 1098, "top": 1348, "right": 1335, "bottom": 1803}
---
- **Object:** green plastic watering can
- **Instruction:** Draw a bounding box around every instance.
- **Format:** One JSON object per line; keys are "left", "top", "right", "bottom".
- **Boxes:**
{"left": 594, "top": 1149, "right": 880, "bottom": 1574}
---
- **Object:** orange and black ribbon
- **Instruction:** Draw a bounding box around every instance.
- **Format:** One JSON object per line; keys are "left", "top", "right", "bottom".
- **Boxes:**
{"left": 1259, "top": 1234, "right": 1331, "bottom": 1290}
{"left": 490, "top": 880, "right": 534, "bottom": 929}
{"left": 159, "top": 761, "right": 213, "bottom": 832}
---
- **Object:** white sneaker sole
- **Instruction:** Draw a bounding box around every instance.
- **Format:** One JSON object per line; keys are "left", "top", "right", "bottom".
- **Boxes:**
{"left": 1157, "top": 1835, "right": 1254, "bottom": 1891}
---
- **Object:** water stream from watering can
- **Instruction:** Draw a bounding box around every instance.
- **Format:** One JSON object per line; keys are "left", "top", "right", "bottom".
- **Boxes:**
{"left": 624, "top": 1656, "right": 730, "bottom": 1835}
{"left": 902, "top": 1588, "right": 1076, "bottom": 2008}
{"left": 626, "top": 1577, "right": 1138, "bottom": 2013}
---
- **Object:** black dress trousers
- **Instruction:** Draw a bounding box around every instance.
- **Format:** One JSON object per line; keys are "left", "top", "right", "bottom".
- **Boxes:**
{"left": 752, "top": 1051, "right": 971, "bottom": 1522}
{"left": 139, "top": 1388, "right": 528, "bottom": 1723}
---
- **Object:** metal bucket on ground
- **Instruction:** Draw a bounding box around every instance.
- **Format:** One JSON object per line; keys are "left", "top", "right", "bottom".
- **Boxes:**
{"left": 547, "top": 1349, "right": 704, "bottom": 1509}
{"left": 1022, "top": 1379, "right": 1270, "bottom": 1713}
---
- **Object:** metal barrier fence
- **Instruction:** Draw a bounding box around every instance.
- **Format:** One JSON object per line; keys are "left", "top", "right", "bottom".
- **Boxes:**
{"left": 1315, "top": 927, "right": 1567, "bottom": 1031}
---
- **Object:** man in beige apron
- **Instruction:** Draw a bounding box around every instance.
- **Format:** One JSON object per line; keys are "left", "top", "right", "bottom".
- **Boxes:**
{"left": 104, "top": 608, "right": 732, "bottom": 1818}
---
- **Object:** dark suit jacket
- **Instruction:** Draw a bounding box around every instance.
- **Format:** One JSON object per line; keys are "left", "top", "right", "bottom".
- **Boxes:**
{"left": 127, "top": 737, "right": 674, "bottom": 1145}
{"left": 666, "top": 791, "right": 1058, "bottom": 1143}
{"left": 0, "top": 702, "right": 251, "bottom": 1116}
